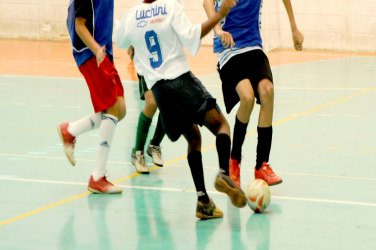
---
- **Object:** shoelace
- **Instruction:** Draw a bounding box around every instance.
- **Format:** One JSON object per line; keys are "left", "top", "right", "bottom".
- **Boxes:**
{"left": 151, "top": 145, "right": 162, "bottom": 158}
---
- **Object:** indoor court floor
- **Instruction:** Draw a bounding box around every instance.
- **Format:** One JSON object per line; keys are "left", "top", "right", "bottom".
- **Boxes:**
{"left": 0, "top": 39, "right": 375, "bottom": 249}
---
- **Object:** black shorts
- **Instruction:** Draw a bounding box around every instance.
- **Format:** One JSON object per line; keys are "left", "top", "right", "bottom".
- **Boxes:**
{"left": 151, "top": 72, "right": 220, "bottom": 142}
{"left": 218, "top": 49, "right": 273, "bottom": 114}
{"left": 137, "top": 74, "right": 148, "bottom": 100}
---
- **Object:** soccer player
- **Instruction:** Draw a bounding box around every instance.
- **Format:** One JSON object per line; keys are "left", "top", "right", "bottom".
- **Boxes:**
{"left": 128, "top": 46, "right": 165, "bottom": 174}
{"left": 57, "top": 0, "right": 126, "bottom": 194}
{"left": 116, "top": 0, "right": 245, "bottom": 219}
{"left": 203, "top": 0, "right": 304, "bottom": 187}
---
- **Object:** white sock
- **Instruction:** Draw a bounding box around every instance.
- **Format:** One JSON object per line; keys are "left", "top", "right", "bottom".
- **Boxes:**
{"left": 92, "top": 114, "right": 118, "bottom": 181}
{"left": 67, "top": 113, "right": 101, "bottom": 137}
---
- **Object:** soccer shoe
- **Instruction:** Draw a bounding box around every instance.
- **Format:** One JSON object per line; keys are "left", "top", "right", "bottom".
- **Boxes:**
{"left": 88, "top": 175, "right": 122, "bottom": 194}
{"left": 196, "top": 199, "right": 223, "bottom": 220}
{"left": 147, "top": 144, "right": 163, "bottom": 167}
{"left": 254, "top": 162, "right": 283, "bottom": 186}
{"left": 214, "top": 173, "right": 247, "bottom": 208}
{"left": 131, "top": 150, "right": 149, "bottom": 174}
{"left": 57, "top": 122, "right": 76, "bottom": 166}
{"left": 229, "top": 158, "right": 241, "bottom": 187}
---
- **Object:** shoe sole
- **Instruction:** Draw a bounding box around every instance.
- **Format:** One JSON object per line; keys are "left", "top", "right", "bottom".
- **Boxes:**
{"left": 196, "top": 211, "right": 223, "bottom": 220}
{"left": 152, "top": 162, "right": 163, "bottom": 167}
{"left": 88, "top": 187, "right": 122, "bottom": 194}
{"left": 57, "top": 126, "right": 76, "bottom": 166}
{"left": 131, "top": 159, "right": 150, "bottom": 174}
{"left": 215, "top": 177, "right": 247, "bottom": 208}
{"left": 268, "top": 179, "right": 283, "bottom": 186}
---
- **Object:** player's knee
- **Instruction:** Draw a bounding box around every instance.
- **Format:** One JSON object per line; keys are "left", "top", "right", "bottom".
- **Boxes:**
{"left": 258, "top": 80, "right": 274, "bottom": 102}
{"left": 144, "top": 100, "right": 157, "bottom": 115}
{"left": 118, "top": 107, "right": 126, "bottom": 121}
{"left": 240, "top": 93, "right": 255, "bottom": 107}
{"left": 110, "top": 97, "right": 126, "bottom": 121}
{"left": 118, "top": 102, "right": 126, "bottom": 121}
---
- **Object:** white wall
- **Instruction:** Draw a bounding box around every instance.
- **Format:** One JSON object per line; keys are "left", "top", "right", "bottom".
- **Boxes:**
{"left": 0, "top": 0, "right": 375, "bottom": 52}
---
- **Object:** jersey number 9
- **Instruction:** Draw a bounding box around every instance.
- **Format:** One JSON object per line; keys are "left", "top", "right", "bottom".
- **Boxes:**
{"left": 145, "top": 30, "right": 163, "bottom": 69}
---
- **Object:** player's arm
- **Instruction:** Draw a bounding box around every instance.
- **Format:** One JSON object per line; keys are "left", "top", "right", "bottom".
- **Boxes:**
{"left": 281, "top": 0, "right": 304, "bottom": 51}
{"left": 201, "top": 0, "right": 237, "bottom": 39}
{"left": 203, "top": 0, "right": 235, "bottom": 48}
{"left": 75, "top": 17, "right": 106, "bottom": 65}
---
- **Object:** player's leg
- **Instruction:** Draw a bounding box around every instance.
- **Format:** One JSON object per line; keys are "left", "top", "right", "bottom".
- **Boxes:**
{"left": 254, "top": 78, "right": 282, "bottom": 186}
{"left": 57, "top": 113, "right": 102, "bottom": 166}
{"left": 132, "top": 80, "right": 157, "bottom": 173}
{"left": 142, "top": 88, "right": 164, "bottom": 167}
{"left": 217, "top": 51, "right": 256, "bottom": 187}
{"left": 203, "top": 108, "right": 247, "bottom": 208}
{"left": 147, "top": 112, "right": 165, "bottom": 166}
{"left": 183, "top": 124, "right": 223, "bottom": 219}
{"left": 89, "top": 96, "right": 125, "bottom": 194}
{"left": 229, "top": 79, "right": 256, "bottom": 186}
{"left": 203, "top": 108, "right": 231, "bottom": 175}
{"left": 81, "top": 56, "right": 125, "bottom": 193}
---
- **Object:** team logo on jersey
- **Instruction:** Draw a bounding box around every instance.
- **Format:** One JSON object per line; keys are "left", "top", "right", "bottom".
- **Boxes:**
{"left": 137, "top": 20, "right": 148, "bottom": 28}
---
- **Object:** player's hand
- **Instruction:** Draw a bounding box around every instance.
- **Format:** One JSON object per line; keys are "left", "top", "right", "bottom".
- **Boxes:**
{"left": 95, "top": 46, "right": 106, "bottom": 66}
{"left": 127, "top": 45, "right": 135, "bottom": 61}
{"left": 292, "top": 29, "right": 304, "bottom": 51}
{"left": 216, "top": 30, "right": 235, "bottom": 49}
{"left": 218, "top": 0, "right": 237, "bottom": 17}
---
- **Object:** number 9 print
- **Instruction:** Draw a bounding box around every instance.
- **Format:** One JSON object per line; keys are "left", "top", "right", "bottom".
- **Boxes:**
{"left": 145, "top": 30, "right": 163, "bottom": 69}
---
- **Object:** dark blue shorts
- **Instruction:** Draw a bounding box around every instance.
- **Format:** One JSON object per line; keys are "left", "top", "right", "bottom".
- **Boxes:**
{"left": 151, "top": 72, "right": 220, "bottom": 141}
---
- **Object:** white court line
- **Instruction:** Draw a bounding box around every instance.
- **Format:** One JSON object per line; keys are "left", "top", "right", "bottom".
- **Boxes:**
{"left": 317, "top": 114, "right": 361, "bottom": 117}
{"left": 12, "top": 102, "right": 27, "bottom": 106}
{"left": 0, "top": 74, "right": 138, "bottom": 85}
{"left": 2, "top": 74, "right": 372, "bottom": 91}
{"left": 275, "top": 86, "right": 367, "bottom": 91}
{"left": 1, "top": 153, "right": 375, "bottom": 181}
{"left": 204, "top": 81, "right": 371, "bottom": 91}
{"left": 280, "top": 171, "right": 376, "bottom": 182}
{"left": 274, "top": 196, "right": 376, "bottom": 208}
{"left": 0, "top": 153, "right": 187, "bottom": 167}
{"left": 0, "top": 153, "right": 128, "bottom": 165}
{"left": 1, "top": 176, "right": 375, "bottom": 208}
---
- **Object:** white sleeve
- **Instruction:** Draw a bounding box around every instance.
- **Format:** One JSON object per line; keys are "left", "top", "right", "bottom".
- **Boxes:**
{"left": 171, "top": 1, "right": 201, "bottom": 56}
{"left": 114, "top": 14, "right": 131, "bottom": 49}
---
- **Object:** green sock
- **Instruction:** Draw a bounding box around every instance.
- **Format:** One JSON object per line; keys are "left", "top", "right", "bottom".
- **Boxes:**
{"left": 133, "top": 112, "right": 152, "bottom": 152}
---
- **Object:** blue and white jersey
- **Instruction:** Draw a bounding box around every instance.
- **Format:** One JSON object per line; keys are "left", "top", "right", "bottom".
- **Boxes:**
{"left": 67, "top": 0, "right": 115, "bottom": 66}
{"left": 115, "top": 0, "right": 201, "bottom": 89}
{"left": 213, "top": 0, "right": 263, "bottom": 69}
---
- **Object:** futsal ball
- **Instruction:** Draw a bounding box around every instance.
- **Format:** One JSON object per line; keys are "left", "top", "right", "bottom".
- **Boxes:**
{"left": 246, "top": 179, "right": 271, "bottom": 213}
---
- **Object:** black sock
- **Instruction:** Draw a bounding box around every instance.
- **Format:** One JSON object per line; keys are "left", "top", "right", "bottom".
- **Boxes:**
{"left": 216, "top": 133, "right": 231, "bottom": 175}
{"left": 256, "top": 126, "right": 273, "bottom": 170}
{"left": 231, "top": 116, "right": 248, "bottom": 161}
{"left": 150, "top": 113, "right": 165, "bottom": 146}
{"left": 187, "top": 151, "right": 209, "bottom": 203}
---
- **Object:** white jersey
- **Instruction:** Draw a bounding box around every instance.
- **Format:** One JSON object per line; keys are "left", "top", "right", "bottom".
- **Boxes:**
{"left": 115, "top": 0, "right": 201, "bottom": 89}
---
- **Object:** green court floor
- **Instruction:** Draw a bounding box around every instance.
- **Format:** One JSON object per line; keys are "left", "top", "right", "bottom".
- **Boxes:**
{"left": 1, "top": 56, "right": 376, "bottom": 249}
